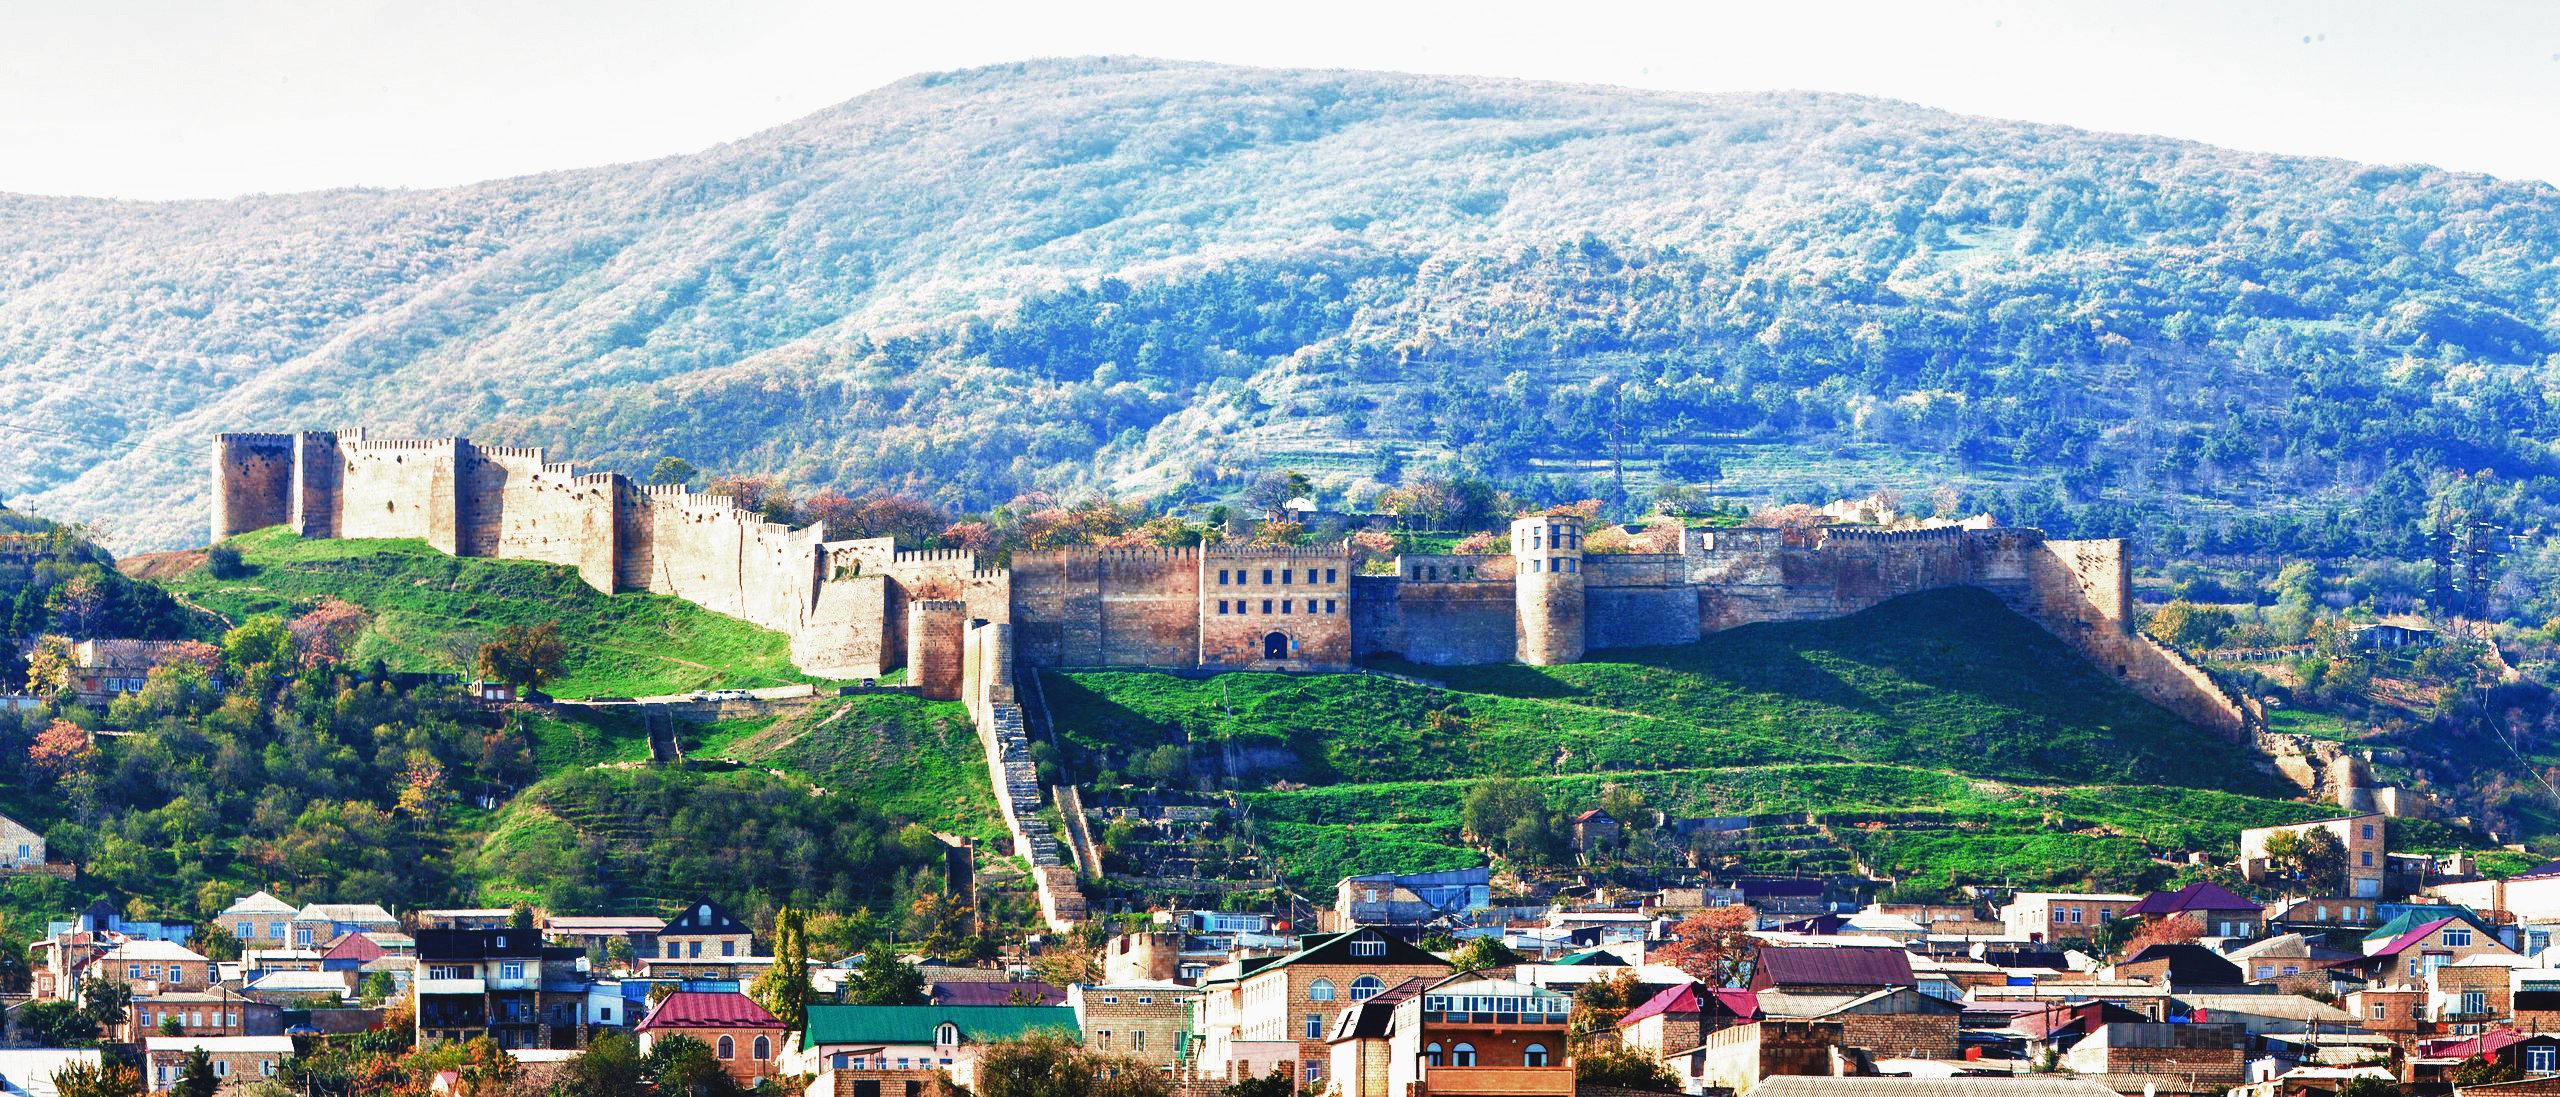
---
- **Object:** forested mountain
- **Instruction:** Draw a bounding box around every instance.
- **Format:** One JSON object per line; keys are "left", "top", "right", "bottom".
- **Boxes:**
{"left": 6, "top": 57, "right": 2558, "bottom": 570}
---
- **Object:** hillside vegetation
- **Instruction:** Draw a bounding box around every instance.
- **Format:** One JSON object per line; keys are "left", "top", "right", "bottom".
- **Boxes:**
{"left": 4, "top": 58, "right": 2557, "bottom": 616}
{"left": 1049, "top": 589, "right": 2393, "bottom": 892}
{"left": 159, "top": 528, "right": 813, "bottom": 698}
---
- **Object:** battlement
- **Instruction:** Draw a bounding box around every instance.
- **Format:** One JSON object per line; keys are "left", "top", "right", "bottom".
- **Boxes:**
{"left": 909, "top": 599, "right": 968, "bottom": 614}
{"left": 344, "top": 436, "right": 459, "bottom": 453}
{"left": 893, "top": 548, "right": 977, "bottom": 564}
{"left": 214, "top": 432, "right": 299, "bottom": 446}
{"left": 1201, "top": 543, "right": 1353, "bottom": 559}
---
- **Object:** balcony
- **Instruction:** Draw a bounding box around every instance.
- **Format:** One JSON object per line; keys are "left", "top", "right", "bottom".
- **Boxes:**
{"left": 1419, "top": 1066, "right": 1576, "bottom": 1097}
{"left": 416, "top": 977, "right": 488, "bottom": 996}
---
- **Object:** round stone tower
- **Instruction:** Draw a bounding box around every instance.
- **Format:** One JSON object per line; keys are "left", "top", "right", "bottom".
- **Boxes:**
{"left": 905, "top": 599, "right": 968, "bottom": 701}
{"left": 1512, "top": 514, "right": 1587, "bottom": 666}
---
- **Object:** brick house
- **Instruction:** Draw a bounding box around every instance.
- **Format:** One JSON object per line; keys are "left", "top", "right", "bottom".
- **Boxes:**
{"left": 636, "top": 991, "right": 787, "bottom": 1087}
{"left": 1999, "top": 893, "right": 2144, "bottom": 943}
{"left": 1067, "top": 981, "right": 1197, "bottom": 1065}
{"left": 51, "top": 640, "right": 221, "bottom": 702}
{"left": 2062, "top": 1021, "right": 2250, "bottom": 1084}
{"left": 127, "top": 989, "right": 281, "bottom": 1042}
{"left": 99, "top": 940, "right": 213, "bottom": 998}
{"left": 1196, "top": 926, "right": 1453, "bottom": 1089}
{"left": 1617, "top": 984, "right": 1759, "bottom": 1058}
{"left": 2349, "top": 915, "right": 2519, "bottom": 985}
{"left": 1573, "top": 810, "right": 1623, "bottom": 859}
{"left": 795, "top": 1004, "right": 1076, "bottom": 1089}
{"left": 2126, "top": 883, "right": 2265, "bottom": 939}
{"left": 647, "top": 898, "right": 759, "bottom": 979}
{"left": 1326, "top": 973, "right": 1574, "bottom": 1097}
{"left": 0, "top": 813, "right": 45, "bottom": 870}
{"left": 1671, "top": 1019, "right": 1847, "bottom": 1096}
{"left": 142, "top": 1036, "right": 292, "bottom": 1093}
{"left": 218, "top": 891, "right": 299, "bottom": 952}
{"left": 2240, "top": 814, "right": 2387, "bottom": 899}
{"left": 2431, "top": 957, "right": 2533, "bottom": 1035}
{"left": 2346, "top": 985, "right": 2429, "bottom": 1043}
{"left": 290, "top": 903, "right": 398, "bottom": 949}
{"left": 1332, "top": 868, "right": 1490, "bottom": 928}
{"left": 1803, "top": 987, "right": 1962, "bottom": 1060}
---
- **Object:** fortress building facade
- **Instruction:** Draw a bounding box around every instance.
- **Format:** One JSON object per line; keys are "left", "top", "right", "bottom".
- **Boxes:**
{"left": 211, "top": 430, "right": 2250, "bottom": 734}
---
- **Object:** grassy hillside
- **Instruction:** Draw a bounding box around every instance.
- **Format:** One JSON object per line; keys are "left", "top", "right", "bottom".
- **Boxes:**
{"left": 1053, "top": 588, "right": 2290, "bottom": 795}
{"left": 164, "top": 527, "right": 815, "bottom": 698}
{"left": 669, "top": 694, "right": 1006, "bottom": 845}
{"left": 1050, "top": 588, "right": 2358, "bottom": 893}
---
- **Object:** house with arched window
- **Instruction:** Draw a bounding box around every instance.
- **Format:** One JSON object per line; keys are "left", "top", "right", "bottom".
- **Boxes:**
{"left": 794, "top": 1003, "right": 1077, "bottom": 1091}
{"left": 635, "top": 990, "right": 789, "bottom": 1088}
{"left": 1324, "top": 973, "right": 1575, "bottom": 1097}
{"left": 1191, "top": 926, "right": 1452, "bottom": 1090}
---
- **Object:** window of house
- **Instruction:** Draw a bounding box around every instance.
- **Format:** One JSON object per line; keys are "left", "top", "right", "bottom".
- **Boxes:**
{"left": 214, "top": 1062, "right": 230, "bottom": 1079}
{"left": 261, "top": 1062, "right": 275, "bottom": 1078}
{"left": 2532, "top": 1046, "right": 2559, "bottom": 1075}
{"left": 721, "top": 941, "right": 736, "bottom": 957}
{"left": 1132, "top": 1031, "right": 1145, "bottom": 1051}
{"left": 1453, "top": 1043, "right": 1477, "bottom": 1067}
{"left": 1527, "top": 559, "right": 1540, "bottom": 573}
{"left": 937, "top": 1023, "right": 959, "bottom": 1047}
{"left": 1309, "top": 979, "right": 1335, "bottom": 1001}
{"left": 2464, "top": 991, "right": 2489, "bottom": 1015}
{"left": 1351, "top": 976, "right": 1384, "bottom": 1000}
{"left": 689, "top": 942, "right": 703, "bottom": 958}
{"left": 2364, "top": 824, "right": 2376, "bottom": 840}
{"left": 500, "top": 962, "right": 525, "bottom": 981}
{"left": 1098, "top": 1031, "right": 1114, "bottom": 1049}
{"left": 129, "top": 964, "right": 142, "bottom": 979}
{"left": 717, "top": 1036, "right": 735, "bottom": 1059}
{"left": 1137, "top": 996, "right": 1152, "bottom": 1004}
{"left": 2362, "top": 851, "right": 2374, "bottom": 867}
{"left": 2447, "top": 929, "right": 2474, "bottom": 948}
{"left": 1525, "top": 1044, "right": 1550, "bottom": 1067}
{"left": 1349, "top": 940, "right": 1384, "bottom": 958}
{"left": 237, "top": 921, "right": 253, "bottom": 938}
{"left": 1306, "top": 1014, "right": 1322, "bottom": 1039}
{"left": 2371, "top": 1003, "right": 2387, "bottom": 1020}
{"left": 1304, "top": 1062, "right": 1323, "bottom": 1083}
{"left": 1425, "top": 1044, "right": 1444, "bottom": 1067}
{"left": 2256, "top": 965, "right": 2274, "bottom": 979}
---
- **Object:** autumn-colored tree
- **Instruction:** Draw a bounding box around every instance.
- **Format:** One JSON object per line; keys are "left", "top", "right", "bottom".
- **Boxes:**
{"left": 1347, "top": 529, "right": 1397, "bottom": 571}
{"left": 46, "top": 574, "right": 105, "bottom": 636}
{"left": 21, "top": 635, "right": 72, "bottom": 694}
{"left": 1452, "top": 530, "right": 1503, "bottom": 555}
{"left": 2122, "top": 913, "right": 2205, "bottom": 957}
{"left": 706, "top": 474, "right": 778, "bottom": 513}
{"left": 29, "top": 719, "right": 99, "bottom": 779}
{"left": 851, "top": 493, "right": 950, "bottom": 546}
{"left": 478, "top": 623, "right": 567, "bottom": 691}
{"left": 48, "top": 1061, "right": 141, "bottom": 1097}
{"left": 288, "top": 598, "right": 369, "bottom": 668}
{"left": 939, "top": 521, "right": 996, "bottom": 553}
{"left": 1251, "top": 520, "right": 1306, "bottom": 547}
{"left": 395, "top": 751, "right": 447, "bottom": 822}
{"left": 799, "top": 489, "right": 862, "bottom": 536}
{"left": 1651, "top": 906, "right": 1758, "bottom": 986}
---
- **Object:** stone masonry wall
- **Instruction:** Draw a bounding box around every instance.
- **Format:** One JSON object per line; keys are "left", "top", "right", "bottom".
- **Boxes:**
{"left": 1200, "top": 546, "right": 1352, "bottom": 668}
{"left": 1349, "top": 575, "right": 1515, "bottom": 665}
{"left": 210, "top": 433, "right": 296, "bottom": 542}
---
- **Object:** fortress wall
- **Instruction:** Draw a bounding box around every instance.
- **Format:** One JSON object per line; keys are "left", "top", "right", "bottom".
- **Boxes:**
{"left": 906, "top": 600, "right": 968, "bottom": 700}
{"left": 2004, "top": 538, "right": 2247, "bottom": 735}
{"left": 1587, "top": 586, "right": 1701, "bottom": 649}
{"left": 1098, "top": 550, "right": 1201, "bottom": 666}
{"left": 210, "top": 433, "right": 297, "bottom": 541}
{"left": 636, "top": 491, "right": 824, "bottom": 637}
{"left": 797, "top": 574, "right": 888, "bottom": 680}
{"left": 1391, "top": 554, "right": 1511, "bottom": 582}
{"left": 876, "top": 548, "right": 983, "bottom": 669}
{"left": 337, "top": 439, "right": 464, "bottom": 554}
{"left": 1350, "top": 575, "right": 1516, "bottom": 665}
{"left": 288, "top": 432, "right": 343, "bottom": 539}
{"left": 614, "top": 483, "right": 657, "bottom": 592}
{"left": 1201, "top": 546, "right": 1353, "bottom": 667}
{"left": 466, "top": 449, "right": 620, "bottom": 592}
{"left": 1007, "top": 552, "right": 1086, "bottom": 667}
{"left": 1690, "top": 526, "right": 1994, "bottom": 632}
{"left": 1583, "top": 553, "right": 1687, "bottom": 587}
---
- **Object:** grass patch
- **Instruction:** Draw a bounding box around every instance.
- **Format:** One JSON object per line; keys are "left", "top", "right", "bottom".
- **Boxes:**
{"left": 687, "top": 695, "right": 1006, "bottom": 845}
{"left": 2267, "top": 708, "right": 2358, "bottom": 742}
{"left": 168, "top": 528, "right": 817, "bottom": 698}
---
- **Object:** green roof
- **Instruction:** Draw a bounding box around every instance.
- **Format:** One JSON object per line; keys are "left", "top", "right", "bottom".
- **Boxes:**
{"left": 804, "top": 1005, "right": 1076, "bottom": 1047}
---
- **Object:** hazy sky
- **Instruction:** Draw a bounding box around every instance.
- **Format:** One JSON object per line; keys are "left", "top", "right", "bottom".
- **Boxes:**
{"left": 5, "top": 0, "right": 2557, "bottom": 200}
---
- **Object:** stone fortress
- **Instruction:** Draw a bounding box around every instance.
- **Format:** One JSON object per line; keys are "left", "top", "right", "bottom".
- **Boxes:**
{"left": 210, "top": 429, "right": 2253, "bottom": 734}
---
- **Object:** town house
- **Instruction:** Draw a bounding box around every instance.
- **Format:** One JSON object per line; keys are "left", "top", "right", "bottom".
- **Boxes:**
{"left": 795, "top": 1004, "right": 1077, "bottom": 1090}
{"left": 413, "top": 927, "right": 589, "bottom": 1050}
{"left": 1202, "top": 926, "right": 1454, "bottom": 1089}
{"left": 1328, "top": 974, "right": 1575, "bottom": 1097}
{"left": 1998, "top": 893, "right": 2143, "bottom": 943}
{"left": 218, "top": 892, "right": 298, "bottom": 952}
{"left": 2240, "top": 814, "right": 2387, "bottom": 899}
{"left": 141, "top": 1037, "right": 291, "bottom": 1094}
{"left": 647, "top": 898, "right": 759, "bottom": 980}
{"left": 635, "top": 991, "right": 788, "bottom": 1087}
{"left": 1067, "top": 981, "right": 1197, "bottom": 1065}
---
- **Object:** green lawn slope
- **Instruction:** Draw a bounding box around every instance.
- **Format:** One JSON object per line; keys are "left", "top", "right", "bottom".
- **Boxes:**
{"left": 167, "top": 528, "right": 815, "bottom": 698}
{"left": 1050, "top": 587, "right": 2343, "bottom": 893}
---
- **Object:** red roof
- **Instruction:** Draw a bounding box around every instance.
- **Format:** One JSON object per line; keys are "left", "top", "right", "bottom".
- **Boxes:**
{"left": 1617, "top": 984, "right": 1758, "bottom": 1027}
{"left": 2125, "top": 882, "right": 2261, "bottom": 916}
{"left": 1749, "top": 946, "right": 1914, "bottom": 989}
{"left": 2424, "top": 1028, "right": 2531, "bottom": 1059}
{"left": 321, "top": 933, "right": 385, "bottom": 964}
{"left": 636, "top": 991, "right": 783, "bottom": 1031}
{"left": 2370, "top": 917, "right": 2460, "bottom": 958}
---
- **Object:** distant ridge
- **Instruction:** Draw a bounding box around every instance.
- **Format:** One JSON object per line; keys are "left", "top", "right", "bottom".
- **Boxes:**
{"left": 2, "top": 56, "right": 2552, "bottom": 551}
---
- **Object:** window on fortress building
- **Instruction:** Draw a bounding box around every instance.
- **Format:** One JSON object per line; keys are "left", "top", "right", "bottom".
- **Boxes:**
{"left": 1283, "top": 569, "right": 1294, "bottom": 584}
{"left": 1327, "top": 568, "right": 1338, "bottom": 583}
{"left": 1263, "top": 569, "right": 1274, "bottom": 584}
{"left": 1262, "top": 600, "right": 1273, "bottom": 614}
{"left": 1327, "top": 600, "right": 1338, "bottom": 614}
{"left": 1218, "top": 569, "right": 1229, "bottom": 584}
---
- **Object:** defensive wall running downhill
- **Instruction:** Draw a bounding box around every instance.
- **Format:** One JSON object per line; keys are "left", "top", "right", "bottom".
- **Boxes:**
{"left": 215, "top": 428, "right": 2326, "bottom": 924}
